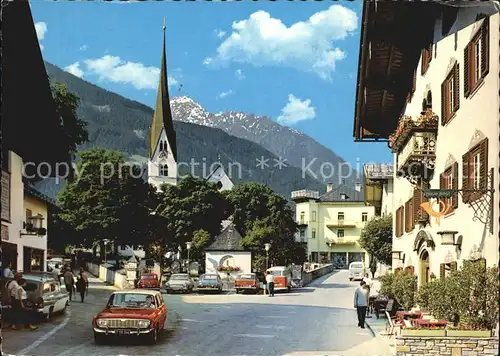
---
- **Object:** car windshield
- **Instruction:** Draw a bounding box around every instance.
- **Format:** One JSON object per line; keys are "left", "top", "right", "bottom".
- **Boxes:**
{"left": 141, "top": 275, "right": 156, "bottom": 280}
{"left": 351, "top": 263, "right": 364, "bottom": 269}
{"left": 108, "top": 293, "right": 156, "bottom": 308}
{"left": 268, "top": 270, "right": 282, "bottom": 276}
{"left": 201, "top": 275, "right": 217, "bottom": 280}
{"left": 239, "top": 274, "right": 254, "bottom": 279}
{"left": 170, "top": 275, "right": 188, "bottom": 280}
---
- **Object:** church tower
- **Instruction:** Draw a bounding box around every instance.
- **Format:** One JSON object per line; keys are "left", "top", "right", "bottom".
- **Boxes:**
{"left": 148, "top": 20, "right": 177, "bottom": 190}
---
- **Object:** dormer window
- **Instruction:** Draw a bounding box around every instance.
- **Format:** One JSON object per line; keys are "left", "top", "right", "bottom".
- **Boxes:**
{"left": 340, "top": 193, "right": 347, "bottom": 200}
{"left": 160, "top": 164, "right": 168, "bottom": 176}
{"left": 159, "top": 140, "right": 168, "bottom": 153}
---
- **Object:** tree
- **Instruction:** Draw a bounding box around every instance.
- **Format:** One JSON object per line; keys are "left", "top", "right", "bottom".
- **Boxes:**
{"left": 358, "top": 214, "right": 393, "bottom": 266}
{"left": 50, "top": 81, "right": 89, "bottom": 181}
{"left": 57, "top": 148, "right": 151, "bottom": 257}
{"left": 224, "top": 182, "right": 305, "bottom": 269}
{"left": 155, "top": 176, "right": 227, "bottom": 254}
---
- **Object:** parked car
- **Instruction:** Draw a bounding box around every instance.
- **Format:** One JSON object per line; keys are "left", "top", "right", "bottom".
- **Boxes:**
{"left": 136, "top": 273, "right": 160, "bottom": 290}
{"left": 266, "top": 266, "right": 292, "bottom": 292}
{"left": 164, "top": 273, "right": 194, "bottom": 293}
{"left": 234, "top": 273, "right": 260, "bottom": 294}
{"left": 1, "top": 272, "right": 69, "bottom": 321}
{"left": 92, "top": 290, "right": 167, "bottom": 345}
{"left": 197, "top": 274, "right": 223, "bottom": 293}
{"left": 348, "top": 261, "right": 366, "bottom": 281}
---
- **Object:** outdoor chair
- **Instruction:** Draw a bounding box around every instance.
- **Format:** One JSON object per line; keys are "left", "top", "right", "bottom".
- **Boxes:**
{"left": 384, "top": 310, "right": 403, "bottom": 336}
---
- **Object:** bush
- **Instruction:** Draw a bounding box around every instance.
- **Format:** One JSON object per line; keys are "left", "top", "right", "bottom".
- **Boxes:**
{"left": 379, "top": 270, "right": 417, "bottom": 310}
{"left": 379, "top": 272, "right": 395, "bottom": 297}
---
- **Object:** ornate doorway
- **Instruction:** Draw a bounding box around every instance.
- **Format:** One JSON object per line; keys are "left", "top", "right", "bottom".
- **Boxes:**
{"left": 419, "top": 250, "right": 430, "bottom": 286}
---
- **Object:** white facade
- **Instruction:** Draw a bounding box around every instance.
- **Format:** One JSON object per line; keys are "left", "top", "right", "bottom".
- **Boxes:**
{"left": 392, "top": 9, "right": 499, "bottom": 284}
{"left": 381, "top": 179, "right": 394, "bottom": 217}
{"left": 1, "top": 151, "right": 49, "bottom": 273}
{"left": 205, "top": 251, "right": 252, "bottom": 276}
{"left": 148, "top": 128, "right": 177, "bottom": 190}
{"left": 206, "top": 164, "right": 234, "bottom": 191}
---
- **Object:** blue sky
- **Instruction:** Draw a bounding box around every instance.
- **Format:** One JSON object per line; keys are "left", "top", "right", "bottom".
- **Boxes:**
{"left": 31, "top": 1, "right": 391, "bottom": 167}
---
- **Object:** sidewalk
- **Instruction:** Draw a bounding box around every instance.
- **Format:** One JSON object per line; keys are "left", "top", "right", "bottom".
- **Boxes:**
{"left": 365, "top": 313, "right": 396, "bottom": 355}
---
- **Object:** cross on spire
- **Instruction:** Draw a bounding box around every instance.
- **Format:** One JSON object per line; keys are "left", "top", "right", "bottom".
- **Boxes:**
{"left": 162, "top": 17, "right": 166, "bottom": 31}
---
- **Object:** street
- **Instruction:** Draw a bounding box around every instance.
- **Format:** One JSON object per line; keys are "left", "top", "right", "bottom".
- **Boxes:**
{"left": 3, "top": 271, "right": 389, "bottom": 356}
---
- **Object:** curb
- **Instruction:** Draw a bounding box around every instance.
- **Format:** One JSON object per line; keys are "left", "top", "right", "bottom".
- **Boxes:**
{"left": 364, "top": 318, "right": 377, "bottom": 337}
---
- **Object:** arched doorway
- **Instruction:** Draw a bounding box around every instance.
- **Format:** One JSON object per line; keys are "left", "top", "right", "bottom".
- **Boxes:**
{"left": 419, "top": 250, "right": 430, "bottom": 286}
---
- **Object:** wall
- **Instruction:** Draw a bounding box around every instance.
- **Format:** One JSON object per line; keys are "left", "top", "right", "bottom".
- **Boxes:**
{"left": 205, "top": 251, "right": 252, "bottom": 276}
{"left": 382, "top": 179, "right": 394, "bottom": 217}
{"left": 392, "top": 10, "right": 499, "bottom": 280}
{"left": 87, "top": 262, "right": 129, "bottom": 289}
{"left": 301, "top": 264, "right": 334, "bottom": 286}
{"left": 396, "top": 336, "right": 499, "bottom": 355}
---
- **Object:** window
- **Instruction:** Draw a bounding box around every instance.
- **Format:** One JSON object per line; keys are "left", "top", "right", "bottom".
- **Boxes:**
{"left": 26, "top": 209, "right": 32, "bottom": 221}
{"left": 361, "top": 212, "right": 368, "bottom": 222}
{"left": 404, "top": 199, "right": 414, "bottom": 233}
{"left": 440, "top": 162, "right": 459, "bottom": 211}
{"left": 337, "top": 212, "right": 344, "bottom": 221}
{"left": 395, "top": 206, "right": 404, "bottom": 237}
{"left": 340, "top": 193, "right": 347, "bottom": 200}
{"left": 311, "top": 228, "right": 316, "bottom": 239}
{"left": 421, "top": 44, "right": 432, "bottom": 75}
{"left": 299, "top": 230, "right": 305, "bottom": 239}
{"left": 337, "top": 229, "right": 344, "bottom": 238}
{"left": 464, "top": 18, "right": 489, "bottom": 97}
{"left": 311, "top": 211, "right": 317, "bottom": 222}
{"left": 160, "top": 164, "right": 168, "bottom": 176}
{"left": 300, "top": 212, "right": 305, "bottom": 224}
{"left": 441, "top": 62, "right": 459, "bottom": 125}
{"left": 462, "top": 138, "right": 488, "bottom": 203}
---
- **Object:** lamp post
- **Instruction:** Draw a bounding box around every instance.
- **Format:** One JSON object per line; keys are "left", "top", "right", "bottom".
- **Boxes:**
{"left": 103, "top": 239, "right": 110, "bottom": 264}
{"left": 264, "top": 243, "right": 271, "bottom": 270}
{"left": 186, "top": 241, "right": 192, "bottom": 274}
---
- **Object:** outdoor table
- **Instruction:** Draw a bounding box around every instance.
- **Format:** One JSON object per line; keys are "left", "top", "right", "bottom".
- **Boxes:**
{"left": 412, "top": 318, "right": 448, "bottom": 328}
{"left": 374, "top": 296, "right": 389, "bottom": 319}
{"left": 396, "top": 311, "right": 423, "bottom": 322}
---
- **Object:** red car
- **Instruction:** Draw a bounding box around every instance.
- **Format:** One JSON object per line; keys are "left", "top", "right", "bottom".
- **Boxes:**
{"left": 137, "top": 273, "right": 160, "bottom": 290}
{"left": 235, "top": 273, "right": 261, "bottom": 294}
{"left": 92, "top": 290, "right": 167, "bottom": 344}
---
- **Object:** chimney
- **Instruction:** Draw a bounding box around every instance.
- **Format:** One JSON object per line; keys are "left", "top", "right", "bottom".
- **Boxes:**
{"left": 326, "top": 183, "right": 333, "bottom": 192}
{"left": 355, "top": 181, "right": 362, "bottom": 192}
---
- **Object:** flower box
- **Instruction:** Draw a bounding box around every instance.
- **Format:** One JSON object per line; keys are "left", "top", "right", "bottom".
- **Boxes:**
{"left": 389, "top": 110, "right": 439, "bottom": 153}
{"left": 401, "top": 329, "right": 446, "bottom": 337}
{"left": 446, "top": 329, "right": 491, "bottom": 337}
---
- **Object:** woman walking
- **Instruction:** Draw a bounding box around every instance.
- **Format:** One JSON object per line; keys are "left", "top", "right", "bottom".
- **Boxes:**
{"left": 76, "top": 267, "right": 89, "bottom": 302}
{"left": 12, "top": 278, "right": 38, "bottom": 330}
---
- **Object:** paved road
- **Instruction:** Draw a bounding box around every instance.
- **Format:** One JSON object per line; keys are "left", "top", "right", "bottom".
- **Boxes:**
{"left": 3, "top": 270, "right": 390, "bottom": 356}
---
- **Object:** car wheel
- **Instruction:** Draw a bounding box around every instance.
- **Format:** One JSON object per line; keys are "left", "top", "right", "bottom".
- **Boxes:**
{"left": 349, "top": 278, "right": 353, "bottom": 281}
{"left": 147, "top": 326, "right": 158, "bottom": 344}
{"left": 94, "top": 332, "right": 106, "bottom": 345}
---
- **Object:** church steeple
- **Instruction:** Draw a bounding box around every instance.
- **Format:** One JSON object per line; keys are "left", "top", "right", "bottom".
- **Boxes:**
{"left": 149, "top": 19, "right": 177, "bottom": 162}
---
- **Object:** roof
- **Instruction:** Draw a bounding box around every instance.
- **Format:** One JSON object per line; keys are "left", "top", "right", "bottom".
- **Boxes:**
{"left": 363, "top": 164, "right": 394, "bottom": 181}
{"left": 112, "top": 289, "right": 161, "bottom": 296}
{"left": 206, "top": 163, "right": 224, "bottom": 182}
{"left": 205, "top": 222, "right": 245, "bottom": 251}
{"left": 3, "top": 1, "right": 68, "bottom": 176}
{"left": 319, "top": 184, "right": 364, "bottom": 203}
{"left": 24, "top": 184, "right": 59, "bottom": 208}
{"left": 148, "top": 29, "right": 177, "bottom": 161}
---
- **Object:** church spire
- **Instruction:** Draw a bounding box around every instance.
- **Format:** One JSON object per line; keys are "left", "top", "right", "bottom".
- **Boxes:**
{"left": 148, "top": 18, "right": 177, "bottom": 161}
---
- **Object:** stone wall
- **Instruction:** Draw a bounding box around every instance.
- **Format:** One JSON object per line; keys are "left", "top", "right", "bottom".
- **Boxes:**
{"left": 396, "top": 336, "right": 499, "bottom": 355}
{"left": 302, "top": 264, "right": 334, "bottom": 286}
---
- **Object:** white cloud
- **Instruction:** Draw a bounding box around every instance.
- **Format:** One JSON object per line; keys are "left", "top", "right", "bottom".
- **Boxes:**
{"left": 80, "top": 44, "right": 88, "bottom": 51}
{"left": 35, "top": 22, "right": 47, "bottom": 51}
{"left": 64, "top": 62, "right": 84, "bottom": 78}
{"left": 83, "top": 55, "right": 178, "bottom": 90}
{"left": 235, "top": 69, "right": 245, "bottom": 80}
{"left": 277, "top": 94, "right": 316, "bottom": 125}
{"left": 214, "top": 29, "right": 226, "bottom": 38}
{"left": 205, "top": 5, "right": 357, "bottom": 80}
{"left": 217, "top": 90, "right": 234, "bottom": 99}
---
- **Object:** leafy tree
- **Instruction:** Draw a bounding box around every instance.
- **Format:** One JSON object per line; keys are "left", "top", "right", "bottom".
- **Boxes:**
{"left": 225, "top": 182, "right": 305, "bottom": 269}
{"left": 57, "top": 148, "right": 151, "bottom": 257}
{"left": 359, "top": 214, "right": 393, "bottom": 266}
{"left": 50, "top": 81, "right": 89, "bottom": 181}
{"left": 155, "top": 176, "right": 227, "bottom": 254}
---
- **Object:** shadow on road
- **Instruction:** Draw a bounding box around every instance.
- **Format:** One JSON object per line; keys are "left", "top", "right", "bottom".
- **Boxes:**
{"left": 315, "top": 283, "right": 352, "bottom": 289}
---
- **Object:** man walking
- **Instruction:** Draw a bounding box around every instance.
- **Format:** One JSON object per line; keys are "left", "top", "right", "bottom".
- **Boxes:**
{"left": 265, "top": 271, "right": 275, "bottom": 297}
{"left": 354, "top": 280, "right": 369, "bottom": 328}
{"left": 63, "top": 267, "right": 75, "bottom": 302}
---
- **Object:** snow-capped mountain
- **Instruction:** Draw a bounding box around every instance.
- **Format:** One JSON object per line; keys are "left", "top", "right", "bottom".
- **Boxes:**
{"left": 170, "top": 96, "right": 356, "bottom": 185}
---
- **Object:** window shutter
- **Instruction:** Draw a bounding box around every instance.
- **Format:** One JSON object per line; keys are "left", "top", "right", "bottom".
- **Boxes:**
{"left": 439, "top": 173, "right": 445, "bottom": 189}
{"left": 409, "top": 199, "right": 414, "bottom": 231}
{"left": 450, "top": 261, "right": 458, "bottom": 273}
{"left": 440, "top": 263, "right": 446, "bottom": 279}
{"left": 453, "top": 63, "right": 460, "bottom": 112}
{"left": 452, "top": 162, "right": 459, "bottom": 209}
{"left": 421, "top": 50, "right": 426, "bottom": 76}
{"left": 462, "top": 153, "right": 470, "bottom": 203}
{"left": 404, "top": 201, "right": 409, "bottom": 233}
{"left": 411, "top": 70, "right": 416, "bottom": 95}
{"left": 395, "top": 208, "right": 400, "bottom": 237}
{"left": 479, "top": 138, "right": 488, "bottom": 190}
{"left": 440, "top": 80, "right": 446, "bottom": 125}
{"left": 464, "top": 45, "right": 471, "bottom": 97}
{"left": 481, "top": 17, "right": 489, "bottom": 78}
{"left": 401, "top": 206, "right": 405, "bottom": 236}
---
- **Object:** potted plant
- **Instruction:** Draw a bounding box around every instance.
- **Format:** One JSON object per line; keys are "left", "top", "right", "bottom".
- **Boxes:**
{"left": 389, "top": 110, "right": 439, "bottom": 152}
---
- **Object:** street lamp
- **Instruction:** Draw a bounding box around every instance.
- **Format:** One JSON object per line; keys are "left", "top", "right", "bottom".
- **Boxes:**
{"left": 264, "top": 243, "right": 271, "bottom": 270}
{"left": 103, "top": 239, "right": 110, "bottom": 264}
{"left": 186, "top": 241, "right": 192, "bottom": 274}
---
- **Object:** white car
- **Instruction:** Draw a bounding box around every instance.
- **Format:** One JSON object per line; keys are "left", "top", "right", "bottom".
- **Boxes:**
{"left": 348, "top": 262, "right": 366, "bottom": 281}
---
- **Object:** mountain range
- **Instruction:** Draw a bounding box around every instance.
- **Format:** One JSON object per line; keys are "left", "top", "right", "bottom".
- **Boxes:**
{"left": 38, "top": 62, "right": 357, "bottom": 200}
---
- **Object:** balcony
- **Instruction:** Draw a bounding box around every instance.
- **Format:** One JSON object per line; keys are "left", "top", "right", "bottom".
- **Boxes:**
{"left": 291, "top": 190, "right": 320, "bottom": 201}
{"left": 389, "top": 111, "right": 438, "bottom": 182}
{"left": 326, "top": 220, "right": 358, "bottom": 228}
{"left": 326, "top": 237, "right": 357, "bottom": 246}
{"left": 297, "top": 220, "right": 308, "bottom": 227}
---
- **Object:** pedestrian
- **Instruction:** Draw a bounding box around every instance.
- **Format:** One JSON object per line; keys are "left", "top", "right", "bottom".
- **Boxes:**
{"left": 354, "top": 280, "right": 369, "bottom": 329}
{"left": 265, "top": 271, "right": 275, "bottom": 297}
{"left": 63, "top": 267, "right": 75, "bottom": 302}
{"left": 2, "top": 262, "right": 14, "bottom": 278}
{"left": 53, "top": 264, "right": 61, "bottom": 284}
{"left": 363, "top": 273, "right": 373, "bottom": 317}
{"left": 4, "top": 272, "right": 22, "bottom": 327}
{"left": 76, "top": 267, "right": 89, "bottom": 302}
{"left": 12, "top": 278, "right": 38, "bottom": 330}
